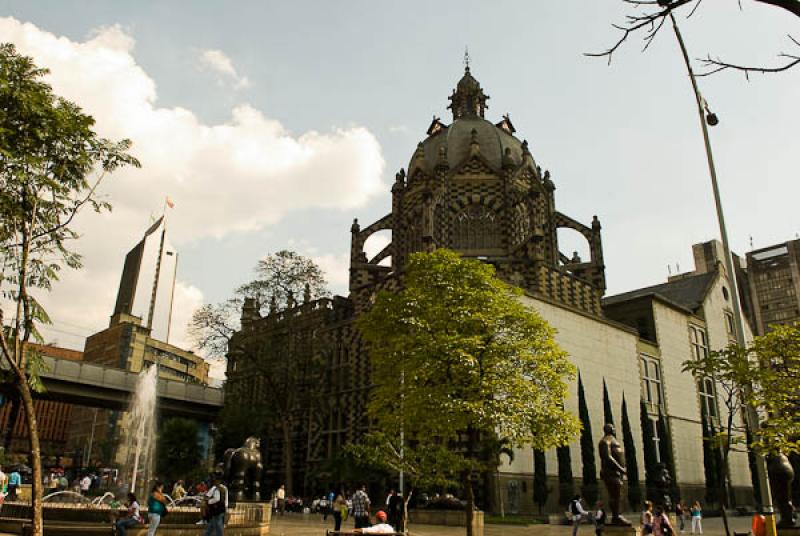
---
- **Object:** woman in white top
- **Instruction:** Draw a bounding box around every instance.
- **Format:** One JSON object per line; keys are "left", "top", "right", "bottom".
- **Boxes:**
{"left": 115, "top": 492, "right": 141, "bottom": 536}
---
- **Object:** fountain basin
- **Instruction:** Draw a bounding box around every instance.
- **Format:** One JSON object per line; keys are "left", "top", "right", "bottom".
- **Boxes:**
{"left": 0, "top": 501, "right": 271, "bottom": 535}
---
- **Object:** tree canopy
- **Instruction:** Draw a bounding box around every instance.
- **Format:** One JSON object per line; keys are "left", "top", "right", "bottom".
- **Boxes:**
{"left": 189, "top": 250, "right": 329, "bottom": 360}
{"left": 0, "top": 43, "right": 139, "bottom": 536}
{"left": 356, "top": 249, "right": 579, "bottom": 534}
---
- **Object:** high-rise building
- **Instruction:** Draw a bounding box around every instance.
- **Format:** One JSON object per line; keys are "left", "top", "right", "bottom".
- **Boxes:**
{"left": 746, "top": 239, "right": 800, "bottom": 335}
{"left": 113, "top": 216, "right": 178, "bottom": 343}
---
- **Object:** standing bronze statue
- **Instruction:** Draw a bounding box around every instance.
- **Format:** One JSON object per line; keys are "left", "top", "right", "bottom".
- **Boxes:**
{"left": 768, "top": 453, "right": 796, "bottom": 528}
{"left": 599, "top": 423, "right": 631, "bottom": 525}
{"left": 223, "top": 436, "right": 264, "bottom": 502}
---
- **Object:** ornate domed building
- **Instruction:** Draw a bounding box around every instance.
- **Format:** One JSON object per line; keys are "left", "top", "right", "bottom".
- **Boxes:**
{"left": 226, "top": 65, "right": 757, "bottom": 515}
{"left": 349, "top": 65, "right": 606, "bottom": 315}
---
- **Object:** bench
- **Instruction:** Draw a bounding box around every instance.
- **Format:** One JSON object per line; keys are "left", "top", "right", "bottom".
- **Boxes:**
{"left": 325, "top": 531, "right": 407, "bottom": 536}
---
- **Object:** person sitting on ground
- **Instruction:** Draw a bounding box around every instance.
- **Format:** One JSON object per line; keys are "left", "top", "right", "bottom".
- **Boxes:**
{"left": 115, "top": 492, "right": 142, "bottom": 536}
{"left": 355, "top": 510, "right": 395, "bottom": 534}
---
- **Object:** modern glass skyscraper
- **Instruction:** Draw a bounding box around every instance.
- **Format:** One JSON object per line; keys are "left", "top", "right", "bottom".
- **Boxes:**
{"left": 113, "top": 216, "right": 178, "bottom": 342}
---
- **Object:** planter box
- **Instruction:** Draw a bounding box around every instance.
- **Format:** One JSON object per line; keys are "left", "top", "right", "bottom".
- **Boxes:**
{"left": 408, "top": 509, "right": 484, "bottom": 535}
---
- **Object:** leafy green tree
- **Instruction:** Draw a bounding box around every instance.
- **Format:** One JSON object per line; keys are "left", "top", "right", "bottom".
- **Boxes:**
{"left": 603, "top": 379, "right": 615, "bottom": 428}
{"left": 684, "top": 323, "right": 800, "bottom": 535}
{"left": 357, "top": 249, "right": 580, "bottom": 536}
{"left": 578, "top": 373, "right": 598, "bottom": 503}
{"left": 533, "top": 449, "right": 549, "bottom": 514}
{"left": 621, "top": 394, "right": 641, "bottom": 510}
{"left": 0, "top": 43, "right": 138, "bottom": 536}
{"left": 157, "top": 418, "right": 202, "bottom": 483}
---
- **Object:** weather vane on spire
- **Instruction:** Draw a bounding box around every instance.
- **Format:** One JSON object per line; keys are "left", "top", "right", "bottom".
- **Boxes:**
{"left": 464, "top": 46, "right": 470, "bottom": 71}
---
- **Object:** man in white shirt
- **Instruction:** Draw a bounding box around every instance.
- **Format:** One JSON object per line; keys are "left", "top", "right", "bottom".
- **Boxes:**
{"left": 79, "top": 475, "right": 91, "bottom": 495}
{"left": 570, "top": 494, "right": 589, "bottom": 536}
{"left": 276, "top": 484, "right": 285, "bottom": 515}
{"left": 204, "top": 476, "right": 228, "bottom": 536}
{"left": 355, "top": 510, "right": 395, "bottom": 534}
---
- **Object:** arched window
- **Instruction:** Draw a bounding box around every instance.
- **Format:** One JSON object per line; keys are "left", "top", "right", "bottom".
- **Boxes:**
{"left": 453, "top": 204, "right": 501, "bottom": 250}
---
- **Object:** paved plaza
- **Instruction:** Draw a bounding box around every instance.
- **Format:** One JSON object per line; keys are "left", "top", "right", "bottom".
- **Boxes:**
{"left": 267, "top": 513, "right": 755, "bottom": 536}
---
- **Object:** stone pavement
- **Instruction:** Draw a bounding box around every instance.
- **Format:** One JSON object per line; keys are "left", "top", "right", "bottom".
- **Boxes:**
{"left": 268, "top": 513, "right": 756, "bottom": 536}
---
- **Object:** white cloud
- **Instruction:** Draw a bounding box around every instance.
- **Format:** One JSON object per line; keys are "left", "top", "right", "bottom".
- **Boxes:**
{"left": 199, "top": 48, "right": 250, "bottom": 89}
{"left": 2, "top": 17, "right": 385, "bottom": 357}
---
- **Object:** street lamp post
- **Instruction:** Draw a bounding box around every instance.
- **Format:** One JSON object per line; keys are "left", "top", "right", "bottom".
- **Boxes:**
{"left": 668, "top": 13, "right": 777, "bottom": 536}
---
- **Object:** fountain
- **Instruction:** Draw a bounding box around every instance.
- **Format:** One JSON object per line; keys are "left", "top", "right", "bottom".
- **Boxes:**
{"left": 119, "top": 365, "right": 158, "bottom": 496}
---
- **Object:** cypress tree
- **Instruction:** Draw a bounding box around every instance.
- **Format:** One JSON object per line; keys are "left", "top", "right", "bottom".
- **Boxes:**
{"left": 640, "top": 399, "right": 659, "bottom": 501}
{"left": 578, "top": 373, "right": 599, "bottom": 503}
{"left": 621, "top": 394, "right": 642, "bottom": 510}
{"left": 557, "top": 445, "right": 574, "bottom": 506}
{"left": 745, "top": 426, "right": 762, "bottom": 507}
{"left": 701, "top": 403, "right": 721, "bottom": 506}
{"left": 533, "top": 449, "right": 549, "bottom": 514}
{"left": 603, "top": 379, "right": 615, "bottom": 428}
{"left": 656, "top": 409, "right": 680, "bottom": 501}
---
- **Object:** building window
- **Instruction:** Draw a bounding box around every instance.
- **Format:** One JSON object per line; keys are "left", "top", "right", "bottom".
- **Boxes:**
{"left": 699, "top": 376, "right": 718, "bottom": 420}
{"left": 724, "top": 312, "right": 735, "bottom": 337}
{"left": 651, "top": 417, "right": 662, "bottom": 463}
{"left": 689, "top": 325, "right": 708, "bottom": 360}
{"left": 453, "top": 204, "right": 501, "bottom": 250}
{"left": 641, "top": 355, "right": 664, "bottom": 411}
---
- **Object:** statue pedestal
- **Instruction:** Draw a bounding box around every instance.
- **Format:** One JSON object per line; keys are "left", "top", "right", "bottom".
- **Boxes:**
{"left": 604, "top": 524, "right": 637, "bottom": 536}
{"left": 777, "top": 526, "right": 800, "bottom": 536}
{"left": 228, "top": 501, "right": 272, "bottom": 535}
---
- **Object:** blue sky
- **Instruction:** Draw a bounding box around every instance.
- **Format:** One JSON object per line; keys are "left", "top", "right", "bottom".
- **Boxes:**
{"left": 2, "top": 1, "right": 799, "bottom": 355}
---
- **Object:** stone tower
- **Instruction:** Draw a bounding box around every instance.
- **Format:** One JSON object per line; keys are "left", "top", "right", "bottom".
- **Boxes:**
{"left": 350, "top": 65, "right": 606, "bottom": 314}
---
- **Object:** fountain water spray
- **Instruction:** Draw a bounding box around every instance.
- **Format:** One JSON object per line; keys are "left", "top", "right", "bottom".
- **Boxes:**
{"left": 121, "top": 365, "right": 158, "bottom": 494}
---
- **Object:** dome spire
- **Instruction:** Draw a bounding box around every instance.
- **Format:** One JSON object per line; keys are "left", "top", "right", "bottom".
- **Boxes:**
{"left": 448, "top": 51, "right": 489, "bottom": 120}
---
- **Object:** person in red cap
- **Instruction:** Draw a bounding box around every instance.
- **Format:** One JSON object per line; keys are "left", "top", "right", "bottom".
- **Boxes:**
{"left": 354, "top": 510, "right": 395, "bottom": 534}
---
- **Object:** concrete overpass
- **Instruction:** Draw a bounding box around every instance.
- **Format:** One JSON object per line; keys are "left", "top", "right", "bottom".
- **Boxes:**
{"left": 1, "top": 354, "right": 223, "bottom": 420}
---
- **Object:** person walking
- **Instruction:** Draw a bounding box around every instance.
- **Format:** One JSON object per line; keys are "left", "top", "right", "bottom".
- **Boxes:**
{"left": 570, "top": 494, "right": 588, "bottom": 536}
{"left": 594, "top": 501, "right": 606, "bottom": 536}
{"left": 351, "top": 484, "right": 371, "bottom": 529}
{"left": 147, "top": 482, "right": 168, "bottom": 536}
{"left": 8, "top": 468, "right": 20, "bottom": 502}
{"left": 276, "top": 484, "right": 286, "bottom": 515}
{"left": 387, "top": 489, "right": 403, "bottom": 531}
{"left": 690, "top": 502, "right": 702, "bottom": 535}
{"left": 333, "top": 493, "right": 347, "bottom": 531}
{"left": 115, "top": 492, "right": 142, "bottom": 536}
{"left": 204, "top": 476, "right": 227, "bottom": 536}
{"left": 675, "top": 501, "right": 685, "bottom": 533}
{"left": 653, "top": 505, "right": 675, "bottom": 536}
{"left": 641, "top": 501, "right": 654, "bottom": 535}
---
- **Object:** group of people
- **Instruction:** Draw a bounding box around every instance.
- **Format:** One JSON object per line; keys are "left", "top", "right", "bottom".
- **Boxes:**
{"left": 332, "top": 484, "right": 404, "bottom": 534}
{"left": 0, "top": 466, "right": 23, "bottom": 504}
{"left": 569, "top": 494, "right": 704, "bottom": 536}
{"left": 112, "top": 476, "right": 228, "bottom": 536}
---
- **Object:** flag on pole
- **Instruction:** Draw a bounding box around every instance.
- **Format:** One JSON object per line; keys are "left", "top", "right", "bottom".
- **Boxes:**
{"left": 166, "top": 197, "right": 175, "bottom": 209}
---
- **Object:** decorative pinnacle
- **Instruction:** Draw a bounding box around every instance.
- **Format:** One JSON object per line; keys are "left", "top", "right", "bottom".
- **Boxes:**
{"left": 464, "top": 46, "right": 470, "bottom": 72}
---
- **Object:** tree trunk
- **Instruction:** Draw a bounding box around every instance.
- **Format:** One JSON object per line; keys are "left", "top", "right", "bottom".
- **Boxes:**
{"left": 282, "top": 421, "right": 294, "bottom": 496}
{"left": 465, "top": 474, "right": 475, "bottom": 536}
{"left": 19, "top": 381, "right": 43, "bottom": 536}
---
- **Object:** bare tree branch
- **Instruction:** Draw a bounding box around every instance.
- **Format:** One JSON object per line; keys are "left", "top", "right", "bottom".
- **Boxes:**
{"left": 590, "top": 0, "right": 800, "bottom": 75}
{"left": 698, "top": 34, "right": 800, "bottom": 76}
